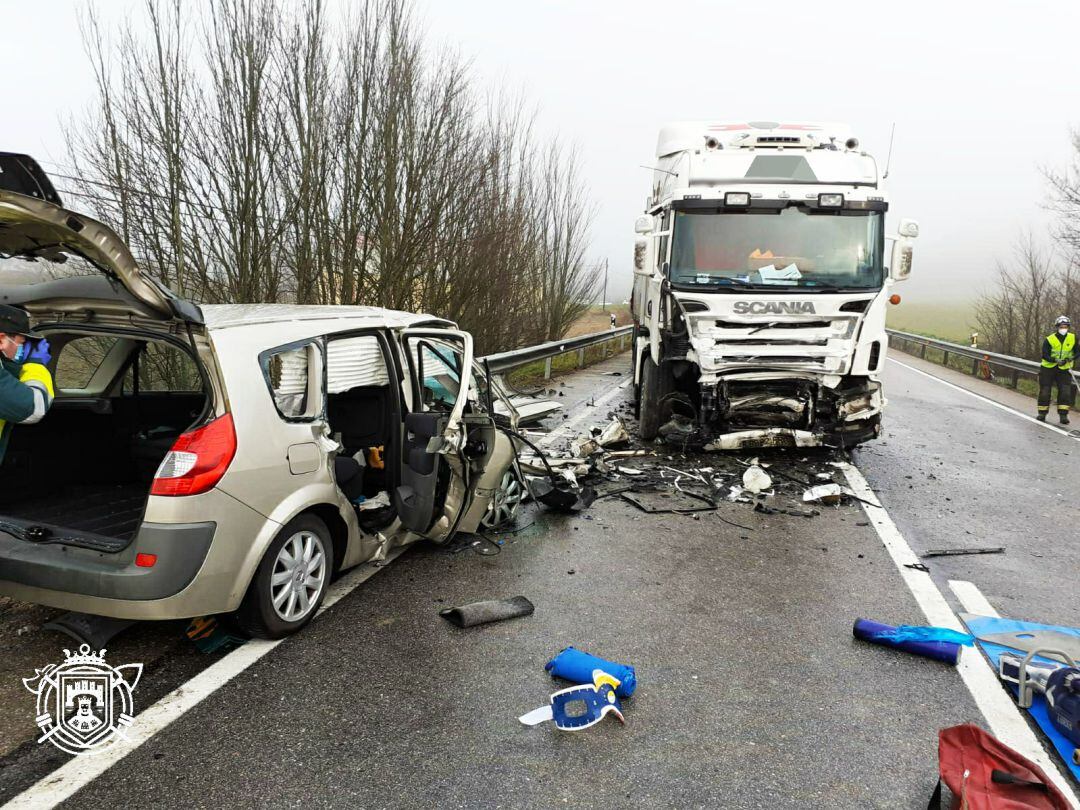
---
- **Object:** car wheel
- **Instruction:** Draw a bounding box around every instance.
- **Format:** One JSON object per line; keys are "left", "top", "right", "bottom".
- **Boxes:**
{"left": 480, "top": 467, "right": 524, "bottom": 529}
{"left": 233, "top": 514, "right": 334, "bottom": 639}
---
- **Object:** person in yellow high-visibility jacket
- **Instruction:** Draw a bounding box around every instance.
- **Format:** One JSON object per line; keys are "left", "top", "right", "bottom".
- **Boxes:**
{"left": 1039, "top": 315, "right": 1076, "bottom": 425}
{"left": 0, "top": 304, "right": 54, "bottom": 463}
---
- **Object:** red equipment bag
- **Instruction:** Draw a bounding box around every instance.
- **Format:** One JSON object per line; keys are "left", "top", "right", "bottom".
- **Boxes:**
{"left": 930, "top": 724, "right": 1071, "bottom": 809}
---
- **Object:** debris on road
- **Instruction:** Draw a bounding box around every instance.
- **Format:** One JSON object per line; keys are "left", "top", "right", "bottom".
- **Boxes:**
{"left": 741, "top": 465, "right": 772, "bottom": 494}
{"left": 44, "top": 612, "right": 137, "bottom": 649}
{"left": 853, "top": 618, "right": 968, "bottom": 664}
{"left": 439, "top": 596, "right": 535, "bottom": 628}
{"left": 545, "top": 646, "right": 637, "bottom": 697}
{"left": 934, "top": 724, "right": 1072, "bottom": 810}
{"left": 185, "top": 616, "right": 247, "bottom": 653}
{"left": 519, "top": 669, "right": 626, "bottom": 731}
{"left": 921, "top": 546, "right": 1006, "bottom": 558}
{"left": 802, "top": 483, "right": 846, "bottom": 505}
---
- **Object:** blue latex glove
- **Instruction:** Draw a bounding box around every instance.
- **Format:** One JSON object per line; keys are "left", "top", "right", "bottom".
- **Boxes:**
{"left": 25, "top": 338, "right": 51, "bottom": 366}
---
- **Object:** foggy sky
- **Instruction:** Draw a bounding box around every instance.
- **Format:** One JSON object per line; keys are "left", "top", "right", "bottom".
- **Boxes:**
{"left": 5, "top": 0, "right": 1079, "bottom": 305}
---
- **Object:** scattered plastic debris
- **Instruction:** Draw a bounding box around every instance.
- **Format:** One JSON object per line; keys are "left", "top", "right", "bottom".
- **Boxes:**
{"left": 742, "top": 465, "right": 773, "bottom": 494}
{"left": 519, "top": 669, "right": 626, "bottom": 731}
{"left": 802, "top": 483, "right": 845, "bottom": 505}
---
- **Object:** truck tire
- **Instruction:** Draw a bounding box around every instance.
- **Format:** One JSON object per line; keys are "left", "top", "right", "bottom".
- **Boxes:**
{"left": 639, "top": 354, "right": 672, "bottom": 441}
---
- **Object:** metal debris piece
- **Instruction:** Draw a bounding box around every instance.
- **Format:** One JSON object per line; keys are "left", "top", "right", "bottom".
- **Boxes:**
{"left": 570, "top": 437, "right": 601, "bottom": 458}
{"left": 597, "top": 418, "right": 630, "bottom": 448}
{"left": 616, "top": 466, "right": 645, "bottom": 476}
{"left": 921, "top": 546, "right": 1005, "bottom": 558}
{"left": 620, "top": 489, "right": 716, "bottom": 514}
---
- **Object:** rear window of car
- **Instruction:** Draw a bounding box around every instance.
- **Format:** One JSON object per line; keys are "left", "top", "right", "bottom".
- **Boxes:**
{"left": 122, "top": 341, "right": 203, "bottom": 393}
{"left": 0, "top": 253, "right": 101, "bottom": 284}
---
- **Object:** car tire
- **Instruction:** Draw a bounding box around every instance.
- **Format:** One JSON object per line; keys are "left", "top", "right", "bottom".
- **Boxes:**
{"left": 233, "top": 514, "right": 335, "bottom": 640}
{"left": 638, "top": 353, "right": 671, "bottom": 441}
{"left": 479, "top": 465, "right": 524, "bottom": 529}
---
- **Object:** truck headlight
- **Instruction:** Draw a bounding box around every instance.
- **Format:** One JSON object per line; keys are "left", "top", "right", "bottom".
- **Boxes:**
{"left": 724, "top": 192, "right": 750, "bottom": 207}
{"left": 818, "top": 193, "right": 844, "bottom": 208}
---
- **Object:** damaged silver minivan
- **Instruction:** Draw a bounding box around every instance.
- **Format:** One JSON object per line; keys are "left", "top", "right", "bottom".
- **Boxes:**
{"left": 0, "top": 155, "right": 521, "bottom": 638}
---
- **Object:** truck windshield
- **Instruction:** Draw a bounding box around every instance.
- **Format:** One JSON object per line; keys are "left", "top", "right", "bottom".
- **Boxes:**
{"left": 669, "top": 207, "right": 884, "bottom": 291}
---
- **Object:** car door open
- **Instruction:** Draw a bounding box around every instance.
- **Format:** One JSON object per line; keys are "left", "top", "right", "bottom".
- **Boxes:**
{"left": 396, "top": 329, "right": 485, "bottom": 540}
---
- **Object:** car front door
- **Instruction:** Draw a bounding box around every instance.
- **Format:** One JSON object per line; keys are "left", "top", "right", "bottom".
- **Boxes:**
{"left": 395, "top": 329, "right": 496, "bottom": 542}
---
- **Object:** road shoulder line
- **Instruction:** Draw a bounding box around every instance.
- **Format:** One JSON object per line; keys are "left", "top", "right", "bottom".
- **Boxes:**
{"left": 839, "top": 462, "right": 1079, "bottom": 805}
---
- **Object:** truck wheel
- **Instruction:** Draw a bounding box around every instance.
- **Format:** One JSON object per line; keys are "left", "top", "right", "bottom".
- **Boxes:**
{"left": 639, "top": 354, "right": 672, "bottom": 440}
{"left": 233, "top": 514, "right": 335, "bottom": 639}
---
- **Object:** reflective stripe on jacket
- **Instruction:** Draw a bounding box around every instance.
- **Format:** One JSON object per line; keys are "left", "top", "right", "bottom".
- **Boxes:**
{"left": 1042, "top": 332, "right": 1077, "bottom": 369}
{"left": 0, "top": 360, "right": 55, "bottom": 462}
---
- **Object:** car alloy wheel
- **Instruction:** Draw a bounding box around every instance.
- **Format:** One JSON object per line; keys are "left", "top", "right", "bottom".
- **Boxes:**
{"left": 270, "top": 529, "right": 328, "bottom": 623}
{"left": 480, "top": 468, "right": 523, "bottom": 529}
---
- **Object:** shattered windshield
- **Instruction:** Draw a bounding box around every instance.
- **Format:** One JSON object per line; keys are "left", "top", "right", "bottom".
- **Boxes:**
{"left": 669, "top": 207, "right": 884, "bottom": 291}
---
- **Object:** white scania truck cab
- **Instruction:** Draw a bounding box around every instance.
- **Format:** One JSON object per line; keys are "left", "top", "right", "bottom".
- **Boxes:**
{"left": 630, "top": 121, "right": 918, "bottom": 449}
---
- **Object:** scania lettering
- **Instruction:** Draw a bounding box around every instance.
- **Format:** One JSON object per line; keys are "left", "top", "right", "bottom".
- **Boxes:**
{"left": 630, "top": 121, "right": 918, "bottom": 449}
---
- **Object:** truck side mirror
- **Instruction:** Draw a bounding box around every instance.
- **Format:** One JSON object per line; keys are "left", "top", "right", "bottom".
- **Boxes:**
{"left": 890, "top": 240, "right": 913, "bottom": 282}
{"left": 898, "top": 219, "right": 919, "bottom": 239}
{"left": 633, "top": 238, "right": 652, "bottom": 275}
{"left": 634, "top": 214, "right": 655, "bottom": 235}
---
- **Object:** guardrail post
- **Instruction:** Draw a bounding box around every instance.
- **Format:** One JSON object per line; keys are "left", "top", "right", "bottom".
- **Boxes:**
{"left": 619, "top": 334, "right": 626, "bottom": 352}
{"left": 942, "top": 350, "right": 949, "bottom": 367}
{"left": 544, "top": 357, "right": 552, "bottom": 379}
{"left": 920, "top": 343, "right": 927, "bottom": 359}
{"left": 1011, "top": 369, "right": 1019, "bottom": 388}
{"left": 971, "top": 358, "right": 978, "bottom": 375}
{"left": 576, "top": 348, "right": 584, "bottom": 368}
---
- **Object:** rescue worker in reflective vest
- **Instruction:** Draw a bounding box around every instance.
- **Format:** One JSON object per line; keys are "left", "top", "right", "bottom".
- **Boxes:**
{"left": 0, "top": 304, "right": 54, "bottom": 464}
{"left": 1038, "top": 315, "right": 1076, "bottom": 425}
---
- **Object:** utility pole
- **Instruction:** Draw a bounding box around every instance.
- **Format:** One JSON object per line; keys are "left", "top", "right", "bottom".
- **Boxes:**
{"left": 602, "top": 258, "right": 608, "bottom": 313}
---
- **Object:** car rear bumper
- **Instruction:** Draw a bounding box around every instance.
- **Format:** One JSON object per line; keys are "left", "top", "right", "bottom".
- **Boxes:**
{"left": 0, "top": 520, "right": 215, "bottom": 602}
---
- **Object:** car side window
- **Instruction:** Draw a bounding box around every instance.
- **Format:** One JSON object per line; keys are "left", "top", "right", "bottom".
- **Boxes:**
{"left": 53, "top": 336, "right": 119, "bottom": 391}
{"left": 261, "top": 341, "right": 323, "bottom": 421}
{"left": 416, "top": 342, "right": 461, "bottom": 412}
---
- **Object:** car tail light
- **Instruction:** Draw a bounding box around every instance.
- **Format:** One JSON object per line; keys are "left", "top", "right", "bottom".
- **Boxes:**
{"left": 151, "top": 413, "right": 237, "bottom": 497}
{"left": 135, "top": 553, "right": 157, "bottom": 568}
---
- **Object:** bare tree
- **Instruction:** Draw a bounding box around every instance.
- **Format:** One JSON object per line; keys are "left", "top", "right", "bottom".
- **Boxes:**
{"left": 64, "top": 0, "right": 602, "bottom": 353}
{"left": 974, "top": 234, "right": 1064, "bottom": 358}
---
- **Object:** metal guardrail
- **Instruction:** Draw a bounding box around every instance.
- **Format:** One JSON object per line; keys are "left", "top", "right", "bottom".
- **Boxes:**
{"left": 482, "top": 325, "right": 633, "bottom": 378}
{"left": 886, "top": 329, "right": 1077, "bottom": 388}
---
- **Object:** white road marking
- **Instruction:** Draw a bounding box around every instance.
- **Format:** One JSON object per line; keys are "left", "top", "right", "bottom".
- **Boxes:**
{"left": 948, "top": 580, "right": 1001, "bottom": 618}
{"left": 537, "top": 379, "right": 631, "bottom": 449}
{"left": 888, "top": 358, "right": 1077, "bottom": 439}
{"left": 840, "top": 462, "right": 1079, "bottom": 805}
{"left": 3, "top": 546, "right": 409, "bottom": 810}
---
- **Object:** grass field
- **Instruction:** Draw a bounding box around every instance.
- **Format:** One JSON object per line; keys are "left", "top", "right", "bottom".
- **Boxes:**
{"left": 565, "top": 304, "right": 632, "bottom": 337}
{"left": 885, "top": 299, "right": 978, "bottom": 343}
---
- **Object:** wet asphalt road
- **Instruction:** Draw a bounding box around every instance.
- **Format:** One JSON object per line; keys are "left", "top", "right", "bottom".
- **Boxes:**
{"left": 3, "top": 352, "right": 1077, "bottom": 808}
{"left": 854, "top": 355, "right": 1080, "bottom": 635}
